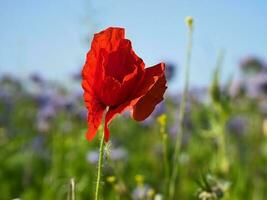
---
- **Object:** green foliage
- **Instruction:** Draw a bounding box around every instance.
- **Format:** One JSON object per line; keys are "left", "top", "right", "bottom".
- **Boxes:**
{"left": 0, "top": 73, "right": 267, "bottom": 200}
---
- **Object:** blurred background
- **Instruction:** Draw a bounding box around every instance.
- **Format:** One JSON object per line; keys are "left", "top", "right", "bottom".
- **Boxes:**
{"left": 1, "top": 0, "right": 267, "bottom": 91}
{"left": 0, "top": 0, "right": 267, "bottom": 200}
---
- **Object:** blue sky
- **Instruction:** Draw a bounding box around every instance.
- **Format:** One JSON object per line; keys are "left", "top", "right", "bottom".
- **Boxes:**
{"left": 0, "top": 0, "right": 266, "bottom": 91}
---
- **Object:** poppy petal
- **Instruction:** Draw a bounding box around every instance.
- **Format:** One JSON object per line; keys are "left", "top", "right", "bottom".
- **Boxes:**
{"left": 132, "top": 75, "right": 167, "bottom": 121}
{"left": 104, "top": 39, "right": 143, "bottom": 82}
{"left": 85, "top": 101, "right": 106, "bottom": 141}
{"left": 82, "top": 28, "right": 125, "bottom": 81}
{"left": 83, "top": 81, "right": 106, "bottom": 141}
{"left": 103, "top": 89, "right": 145, "bottom": 141}
{"left": 132, "top": 63, "right": 167, "bottom": 121}
{"left": 103, "top": 63, "right": 166, "bottom": 141}
{"left": 92, "top": 27, "right": 125, "bottom": 53}
{"left": 134, "top": 63, "right": 166, "bottom": 98}
{"left": 99, "top": 74, "right": 143, "bottom": 107}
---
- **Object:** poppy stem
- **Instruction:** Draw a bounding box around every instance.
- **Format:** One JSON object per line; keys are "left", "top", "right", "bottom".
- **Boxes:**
{"left": 95, "top": 130, "right": 105, "bottom": 200}
{"left": 169, "top": 17, "right": 194, "bottom": 200}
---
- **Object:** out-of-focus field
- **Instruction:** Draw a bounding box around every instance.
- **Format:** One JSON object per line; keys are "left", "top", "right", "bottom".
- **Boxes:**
{"left": 0, "top": 58, "right": 267, "bottom": 200}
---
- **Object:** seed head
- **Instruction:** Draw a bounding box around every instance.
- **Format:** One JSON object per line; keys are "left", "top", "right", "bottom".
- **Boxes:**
{"left": 185, "top": 16, "right": 194, "bottom": 28}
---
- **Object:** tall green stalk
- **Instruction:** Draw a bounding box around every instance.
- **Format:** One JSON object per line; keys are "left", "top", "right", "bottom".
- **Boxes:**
{"left": 157, "top": 114, "right": 170, "bottom": 199}
{"left": 95, "top": 131, "right": 105, "bottom": 200}
{"left": 68, "top": 178, "right": 75, "bottom": 200}
{"left": 162, "top": 132, "right": 170, "bottom": 199}
{"left": 169, "top": 17, "right": 194, "bottom": 200}
{"left": 210, "top": 50, "right": 229, "bottom": 173}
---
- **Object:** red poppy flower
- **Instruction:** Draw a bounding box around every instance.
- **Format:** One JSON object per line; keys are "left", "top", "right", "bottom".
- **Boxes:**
{"left": 82, "top": 27, "right": 167, "bottom": 142}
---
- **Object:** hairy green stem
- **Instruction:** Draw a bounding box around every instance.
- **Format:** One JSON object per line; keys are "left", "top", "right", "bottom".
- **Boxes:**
{"left": 169, "top": 22, "right": 193, "bottom": 200}
{"left": 95, "top": 131, "right": 105, "bottom": 200}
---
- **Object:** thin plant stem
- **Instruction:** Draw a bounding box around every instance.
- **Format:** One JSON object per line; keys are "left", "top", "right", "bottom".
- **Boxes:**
{"left": 162, "top": 133, "right": 170, "bottom": 199}
{"left": 68, "top": 178, "right": 75, "bottom": 200}
{"left": 218, "top": 118, "right": 229, "bottom": 173}
{"left": 161, "top": 125, "right": 170, "bottom": 199}
{"left": 95, "top": 131, "right": 105, "bottom": 200}
{"left": 169, "top": 19, "right": 193, "bottom": 200}
{"left": 157, "top": 115, "right": 170, "bottom": 198}
{"left": 210, "top": 50, "right": 229, "bottom": 173}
